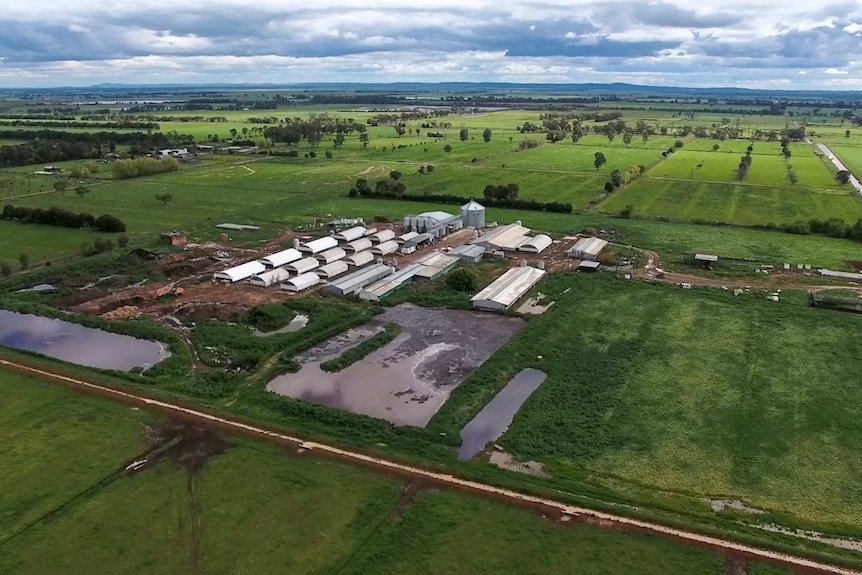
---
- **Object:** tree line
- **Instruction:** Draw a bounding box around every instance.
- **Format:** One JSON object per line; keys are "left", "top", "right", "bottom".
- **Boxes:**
{"left": 2, "top": 204, "right": 126, "bottom": 232}
{"left": 0, "top": 120, "right": 159, "bottom": 130}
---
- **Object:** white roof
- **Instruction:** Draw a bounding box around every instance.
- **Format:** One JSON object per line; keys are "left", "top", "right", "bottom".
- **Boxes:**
{"left": 323, "top": 263, "right": 394, "bottom": 295}
{"left": 418, "top": 211, "right": 458, "bottom": 223}
{"left": 214, "top": 260, "right": 266, "bottom": 282}
{"left": 371, "top": 240, "right": 399, "bottom": 255}
{"left": 396, "top": 231, "right": 419, "bottom": 243}
{"left": 315, "top": 260, "right": 349, "bottom": 279}
{"left": 334, "top": 226, "right": 367, "bottom": 241}
{"left": 344, "top": 238, "right": 373, "bottom": 252}
{"left": 694, "top": 253, "right": 719, "bottom": 262}
{"left": 569, "top": 237, "right": 608, "bottom": 257}
{"left": 370, "top": 229, "right": 396, "bottom": 243}
{"left": 414, "top": 252, "right": 460, "bottom": 278}
{"left": 249, "top": 268, "right": 291, "bottom": 287}
{"left": 282, "top": 272, "right": 321, "bottom": 291}
{"left": 461, "top": 199, "right": 485, "bottom": 211}
{"left": 258, "top": 248, "right": 302, "bottom": 268}
{"left": 474, "top": 223, "right": 532, "bottom": 250}
{"left": 344, "top": 250, "right": 375, "bottom": 267}
{"left": 360, "top": 263, "right": 423, "bottom": 300}
{"left": 287, "top": 257, "right": 320, "bottom": 274}
{"left": 471, "top": 267, "right": 546, "bottom": 310}
{"left": 519, "top": 234, "right": 553, "bottom": 253}
{"left": 819, "top": 269, "right": 862, "bottom": 280}
{"left": 300, "top": 236, "right": 338, "bottom": 254}
{"left": 315, "top": 247, "right": 347, "bottom": 263}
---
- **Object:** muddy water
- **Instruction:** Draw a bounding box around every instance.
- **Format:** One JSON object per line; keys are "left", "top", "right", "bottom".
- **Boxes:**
{"left": 267, "top": 304, "right": 523, "bottom": 427}
{"left": 458, "top": 368, "right": 547, "bottom": 460}
{"left": 0, "top": 309, "right": 169, "bottom": 371}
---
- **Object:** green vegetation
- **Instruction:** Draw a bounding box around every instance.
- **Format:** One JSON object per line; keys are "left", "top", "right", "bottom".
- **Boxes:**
{"left": 320, "top": 323, "right": 401, "bottom": 372}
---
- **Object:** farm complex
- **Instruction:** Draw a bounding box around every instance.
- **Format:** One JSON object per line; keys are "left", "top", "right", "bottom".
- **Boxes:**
{"left": 2, "top": 82, "right": 862, "bottom": 575}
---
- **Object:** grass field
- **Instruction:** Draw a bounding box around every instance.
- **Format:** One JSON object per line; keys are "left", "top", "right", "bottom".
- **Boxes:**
{"left": 432, "top": 274, "right": 862, "bottom": 530}
{"left": 0, "top": 368, "right": 783, "bottom": 575}
{"left": 831, "top": 144, "right": 862, "bottom": 177}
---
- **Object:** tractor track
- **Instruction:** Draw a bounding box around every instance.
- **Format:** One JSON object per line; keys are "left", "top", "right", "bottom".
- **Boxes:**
{"left": 2, "top": 357, "right": 860, "bottom": 575}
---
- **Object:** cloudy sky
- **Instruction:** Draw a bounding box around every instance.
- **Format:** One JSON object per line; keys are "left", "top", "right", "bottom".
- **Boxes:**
{"left": 2, "top": 0, "right": 861, "bottom": 89}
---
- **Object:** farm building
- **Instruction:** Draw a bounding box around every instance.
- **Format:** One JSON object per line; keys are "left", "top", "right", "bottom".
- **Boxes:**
{"left": 333, "top": 226, "right": 366, "bottom": 242}
{"left": 369, "top": 229, "right": 396, "bottom": 244}
{"left": 322, "top": 264, "right": 394, "bottom": 296}
{"left": 363, "top": 227, "right": 378, "bottom": 237}
{"left": 287, "top": 257, "right": 320, "bottom": 275}
{"left": 567, "top": 237, "right": 608, "bottom": 261}
{"left": 344, "top": 238, "right": 373, "bottom": 253}
{"left": 281, "top": 272, "right": 321, "bottom": 292}
{"left": 396, "top": 231, "right": 419, "bottom": 244}
{"left": 213, "top": 260, "right": 266, "bottom": 283}
{"left": 414, "top": 252, "right": 460, "bottom": 279}
{"left": 315, "top": 260, "right": 349, "bottom": 280}
{"left": 473, "top": 223, "right": 531, "bottom": 251}
{"left": 471, "top": 266, "right": 546, "bottom": 312}
{"left": 370, "top": 240, "right": 399, "bottom": 256}
{"left": 258, "top": 248, "right": 302, "bottom": 268}
{"left": 578, "top": 260, "right": 601, "bottom": 272}
{"left": 216, "top": 223, "right": 260, "bottom": 231}
{"left": 519, "top": 234, "right": 553, "bottom": 254}
{"left": 403, "top": 211, "right": 462, "bottom": 238}
{"left": 160, "top": 231, "right": 187, "bottom": 246}
{"left": 460, "top": 199, "right": 486, "bottom": 229}
{"left": 450, "top": 244, "right": 485, "bottom": 264}
{"left": 694, "top": 254, "right": 719, "bottom": 263}
{"left": 402, "top": 233, "right": 433, "bottom": 250}
{"left": 299, "top": 236, "right": 338, "bottom": 254}
{"left": 359, "top": 264, "right": 423, "bottom": 301}
{"left": 819, "top": 269, "right": 862, "bottom": 281}
{"left": 314, "top": 247, "right": 347, "bottom": 264}
{"left": 249, "top": 268, "right": 291, "bottom": 287}
{"left": 343, "top": 250, "right": 375, "bottom": 267}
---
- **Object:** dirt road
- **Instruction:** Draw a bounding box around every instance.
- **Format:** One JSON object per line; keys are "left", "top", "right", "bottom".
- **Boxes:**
{"left": 2, "top": 357, "right": 859, "bottom": 575}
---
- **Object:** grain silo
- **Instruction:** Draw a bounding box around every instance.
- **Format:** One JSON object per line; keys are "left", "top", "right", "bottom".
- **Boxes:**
{"left": 460, "top": 199, "right": 486, "bottom": 229}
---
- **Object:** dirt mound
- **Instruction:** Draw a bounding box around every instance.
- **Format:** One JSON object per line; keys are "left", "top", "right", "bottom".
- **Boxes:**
{"left": 101, "top": 305, "right": 141, "bottom": 320}
{"left": 145, "top": 420, "right": 231, "bottom": 473}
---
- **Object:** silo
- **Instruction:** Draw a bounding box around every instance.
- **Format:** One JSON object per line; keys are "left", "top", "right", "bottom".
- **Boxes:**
{"left": 460, "top": 199, "right": 486, "bottom": 229}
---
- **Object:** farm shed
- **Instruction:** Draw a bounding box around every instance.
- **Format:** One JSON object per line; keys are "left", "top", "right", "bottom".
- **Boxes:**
{"left": 819, "top": 269, "right": 862, "bottom": 281}
{"left": 567, "top": 237, "right": 608, "bottom": 261}
{"left": 370, "top": 240, "right": 399, "bottom": 256}
{"left": 460, "top": 199, "right": 486, "bottom": 229}
{"left": 402, "top": 233, "right": 434, "bottom": 250}
{"left": 281, "top": 272, "right": 321, "bottom": 292}
{"left": 333, "top": 226, "right": 366, "bottom": 242}
{"left": 249, "top": 268, "right": 291, "bottom": 287}
{"left": 299, "top": 236, "right": 338, "bottom": 254}
{"left": 363, "top": 227, "right": 378, "bottom": 237}
{"left": 396, "top": 231, "right": 419, "bottom": 244}
{"left": 216, "top": 223, "right": 260, "bottom": 231}
{"left": 315, "top": 260, "right": 349, "bottom": 280}
{"left": 344, "top": 238, "right": 373, "bottom": 253}
{"left": 258, "top": 248, "right": 302, "bottom": 268}
{"left": 359, "top": 264, "right": 423, "bottom": 301}
{"left": 694, "top": 254, "right": 719, "bottom": 263}
{"left": 473, "top": 223, "right": 531, "bottom": 251}
{"left": 578, "top": 260, "right": 601, "bottom": 272}
{"left": 286, "top": 257, "right": 320, "bottom": 275}
{"left": 471, "top": 267, "right": 546, "bottom": 312}
{"left": 214, "top": 260, "right": 266, "bottom": 283}
{"left": 403, "top": 211, "right": 462, "bottom": 238}
{"left": 414, "top": 252, "right": 460, "bottom": 279}
{"left": 343, "top": 250, "right": 375, "bottom": 267}
{"left": 519, "top": 234, "right": 553, "bottom": 254}
{"left": 450, "top": 244, "right": 485, "bottom": 264}
{"left": 314, "top": 247, "right": 347, "bottom": 264}
{"left": 369, "top": 229, "right": 396, "bottom": 244}
{"left": 322, "top": 264, "right": 394, "bottom": 296}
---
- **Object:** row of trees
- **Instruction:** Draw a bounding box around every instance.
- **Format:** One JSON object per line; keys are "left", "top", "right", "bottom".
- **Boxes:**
{"left": 112, "top": 157, "right": 180, "bottom": 179}
{"left": 0, "top": 120, "right": 158, "bottom": 130}
{"left": 781, "top": 217, "right": 862, "bottom": 241}
{"left": 2, "top": 204, "right": 126, "bottom": 232}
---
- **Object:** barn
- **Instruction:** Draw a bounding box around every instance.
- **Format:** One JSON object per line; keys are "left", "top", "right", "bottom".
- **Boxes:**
{"left": 213, "top": 260, "right": 266, "bottom": 283}
{"left": 281, "top": 272, "right": 321, "bottom": 292}
{"left": 249, "top": 268, "right": 291, "bottom": 287}
{"left": 299, "top": 236, "right": 338, "bottom": 254}
{"left": 287, "top": 257, "right": 320, "bottom": 275}
{"left": 258, "top": 248, "right": 302, "bottom": 268}
{"left": 471, "top": 267, "right": 546, "bottom": 312}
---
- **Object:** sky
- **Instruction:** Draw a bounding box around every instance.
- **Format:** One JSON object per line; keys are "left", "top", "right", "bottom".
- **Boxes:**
{"left": 1, "top": 0, "right": 862, "bottom": 89}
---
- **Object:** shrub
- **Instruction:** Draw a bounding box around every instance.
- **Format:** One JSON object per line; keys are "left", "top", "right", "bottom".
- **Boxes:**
{"left": 445, "top": 269, "right": 478, "bottom": 292}
{"left": 112, "top": 157, "right": 179, "bottom": 179}
{"left": 94, "top": 214, "right": 127, "bottom": 233}
{"left": 325, "top": 150, "right": 333, "bottom": 158}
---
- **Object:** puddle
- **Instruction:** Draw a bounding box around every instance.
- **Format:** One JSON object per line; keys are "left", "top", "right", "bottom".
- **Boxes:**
{"left": 0, "top": 309, "right": 169, "bottom": 371}
{"left": 14, "top": 284, "right": 57, "bottom": 294}
{"left": 458, "top": 368, "right": 547, "bottom": 460}
{"left": 267, "top": 305, "right": 523, "bottom": 427}
{"left": 252, "top": 314, "right": 309, "bottom": 338}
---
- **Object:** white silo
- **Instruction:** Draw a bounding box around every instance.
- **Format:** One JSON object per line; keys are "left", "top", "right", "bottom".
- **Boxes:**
{"left": 460, "top": 199, "right": 486, "bottom": 229}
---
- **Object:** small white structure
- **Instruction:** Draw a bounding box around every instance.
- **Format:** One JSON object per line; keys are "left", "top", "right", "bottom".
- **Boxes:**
{"left": 281, "top": 272, "right": 321, "bottom": 292}
{"left": 694, "top": 253, "right": 719, "bottom": 263}
{"left": 258, "top": 248, "right": 302, "bottom": 268}
{"left": 369, "top": 229, "right": 396, "bottom": 244}
{"left": 471, "top": 267, "right": 546, "bottom": 312}
{"left": 370, "top": 240, "right": 399, "bottom": 256}
{"left": 567, "top": 237, "right": 608, "bottom": 261}
{"left": 519, "top": 234, "right": 553, "bottom": 254}
{"left": 287, "top": 257, "right": 320, "bottom": 275}
{"left": 314, "top": 247, "right": 347, "bottom": 264}
{"left": 344, "top": 238, "right": 373, "bottom": 253}
{"left": 819, "top": 269, "right": 862, "bottom": 281}
{"left": 214, "top": 260, "right": 266, "bottom": 283}
{"left": 315, "top": 260, "right": 349, "bottom": 279}
{"left": 249, "top": 268, "right": 291, "bottom": 287}
{"left": 344, "top": 250, "right": 375, "bottom": 267}
{"left": 299, "top": 236, "right": 338, "bottom": 254}
{"left": 334, "top": 226, "right": 367, "bottom": 242}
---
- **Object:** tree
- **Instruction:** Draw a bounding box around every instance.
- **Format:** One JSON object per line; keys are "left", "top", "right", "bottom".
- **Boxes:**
{"left": 783, "top": 147, "right": 792, "bottom": 160}
{"left": 837, "top": 170, "right": 852, "bottom": 184}
{"left": 712, "top": 144, "right": 720, "bottom": 151}
{"left": 0, "top": 261, "right": 11, "bottom": 277}
{"left": 19, "top": 253, "right": 29, "bottom": 270}
{"left": 482, "top": 128, "right": 492, "bottom": 143}
{"left": 118, "top": 235, "right": 129, "bottom": 248}
{"left": 444, "top": 144, "right": 453, "bottom": 153}
{"left": 674, "top": 140, "right": 684, "bottom": 149}
{"left": 459, "top": 128, "right": 469, "bottom": 142}
{"left": 155, "top": 193, "right": 173, "bottom": 206}
{"left": 445, "top": 268, "right": 478, "bottom": 292}
{"left": 418, "top": 165, "right": 426, "bottom": 175}
{"left": 571, "top": 131, "right": 581, "bottom": 145}
{"left": 75, "top": 186, "right": 89, "bottom": 198}
{"left": 604, "top": 181, "right": 614, "bottom": 193}
{"left": 606, "top": 130, "right": 616, "bottom": 144}
{"left": 642, "top": 132, "right": 649, "bottom": 146}
{"left": 333, "top": 133, "right": 345, "bottom": 148}
{"left": 53, "top": 180, "right": 68, "bottom": 196}
{"left": 426, "top": 165, "right": 435, "bottom": 173}
{"left": 847, "top": 130, "right": 852, "bottom": 138}
{"left": 325, "top": 150, "right": 333, "bottom": 159}
{"left": 94, "top": 214, "right": 126, "bottom": 233}
{"left": 358, "top": 131, "right": 369, "bottom": 150}
{"left": 620, "top": 204, "right": 634, "bottom": 218}
{"left": 593, "top": 152, "right": 607, "bottom": 170}
{"left": 390, "top": 170, "right": 403, "bottom": 181}
{"left": 622, "top": 132, "right": 633, "bottom": 147}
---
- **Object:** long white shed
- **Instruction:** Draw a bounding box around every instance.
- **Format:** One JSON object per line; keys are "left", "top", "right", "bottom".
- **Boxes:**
{"left": 370, "top": 240, "right": 399, "bottom": 256}
{"left": 258, "top": 248, "right": 302, "bottom": 268}
{"left": 299, "top": 236, "right": 338, "bottom": 254}
{"left": 249, "top": 268, "right": 291, "bottom": 287}
{"left": 287, "top": 257, "right": 320, "bottom": 274}
{"left": 471, "top": 267, "right": 546, "bottom": 311}
{"left": 519, "top": 234, "right": 553, "bottom": 254}
{"left": 369, "top": 229, "right": 396, "bottom": 244}
{"left": 314, "top": 247, "right": 347, "bottom": 264}
{"left": 214, "top": 260, "right": 266, "bottom": 283}
{"left": 344, "top": 250, "right": 375, "bottom": 267}
{"left": 281, "top": 272, "right": 321, "bottom": 292}
{"left": 315, "top": 260, "right": 349, "bottom": 279}
{"left": 334, "top": 226, "right": 366, "bottom": 242}
{"left": 344, "top": 238, "right": 373, "bottom": 253}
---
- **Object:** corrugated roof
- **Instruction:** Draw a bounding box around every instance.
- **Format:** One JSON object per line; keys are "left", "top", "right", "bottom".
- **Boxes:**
{"left": 287, "top": 257, "right": 320, "bottom": 274}
{"left": 396, "top": 231, "right": 419, "bottom": 243}
{"left": 694, "top": 253, "right": 719, "bottom": 262}
{"left": 371, "top": 240, "right": 399, "bottom": 255}
{"left": 282, "top": 272, "right": 321, "bottom": 291}
{"left": 568, "top": 237, "right": 608, "bottom": 257}
{"left": 249, "top": 268, "right": 291, "bottom": 287}
{"left": 214, "top": 260, "right": 266, "bottom": 282}
{"left": 344, "top": 250, "right": 374, "bottom": 267}
{"left": 315, "top": 260, "right": 349, "bottom": 279}
{"left": 414, "top": 252, "right": 460, "bottom": 278}
{"left": 333, "top": 226, "right": 366, "bottom": 241}
{"left": 324, "top": 264, "right": 393, "bottom": 295}
{"left": 258, "top": 248, "right": 302, "bottom": 268}
{"left": 473, "top": 223, "right": 531, "bottom": 250}
{"left": 299, "top": 236, "right": 338, "bottom": 254}
{"left": 519, "top": 234, "right": 553, "bottom": 253}
{"left": 315, "top": 247, "right": 347, "bottom": 263}
{"left": 461, "top": 199, "right": 485, "bottom": 211}
{"left": 451, "top": 244, "right": 486, "bottom": 258}
{"left": 370, "top": 229, "right": 396, "bottom": 243}
{"left": 344, "top": 238, "right": 373, "bottom": 253}
{"left": 418, "top": 211, "right": 458, "bottom": 223}
{"left": 360, "top": 264, "right": 423, "bottom": 299}
{"left": 819, "top": 269, "right": 862, "bottom": 280}
{"left": 471, "top": 267, "right": 546, "bottom": 309}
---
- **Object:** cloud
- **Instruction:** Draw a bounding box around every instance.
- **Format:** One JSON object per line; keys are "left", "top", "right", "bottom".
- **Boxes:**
{"left": 0, "top": 0, "right": 861, "bottom": 87}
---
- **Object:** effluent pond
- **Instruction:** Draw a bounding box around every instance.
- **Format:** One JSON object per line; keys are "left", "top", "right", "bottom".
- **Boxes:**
{"left": 0, "top": 309, "right": 169, "bottom": 371}
{"left": 267, "top": 305, "right": 524, "bottom": 427}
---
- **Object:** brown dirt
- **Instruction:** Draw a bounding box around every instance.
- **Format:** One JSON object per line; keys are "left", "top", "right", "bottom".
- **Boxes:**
{"left": 389, "top": 480, "right": 425, "bottom": 520}
{"left": 846, "top": 261, "right": 862, "bottom": 272}
{"left": 726, "top": 556, "right": 750, "bottom": 575}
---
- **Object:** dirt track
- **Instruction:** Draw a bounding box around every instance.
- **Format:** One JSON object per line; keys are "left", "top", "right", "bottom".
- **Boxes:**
{"left": 2, "top": 357, "right": 860, "bottom": 575}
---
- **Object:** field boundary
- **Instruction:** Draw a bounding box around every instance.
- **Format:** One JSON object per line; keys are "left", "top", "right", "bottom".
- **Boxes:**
{"left": 2, "top": 357, "right": 860, "bottom": 575}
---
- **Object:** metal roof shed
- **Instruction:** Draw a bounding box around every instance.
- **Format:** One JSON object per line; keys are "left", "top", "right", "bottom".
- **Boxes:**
{"left": 299, "top": 236, "right": 338, "bottom": 254}
{"left": 258, "top": 248, "right": 302, "bottom": 268}
{"left": 344, "top": 250, "right": 375, "bottom": 267}
{"left": 322, "top": 264, "right": 393, "bottom": 296}
{"left": 370, "top": 240, "right": 399, "bottom": 255}
{"left": 344, "top": 238, "right": 373, "bottom": 253}
{"left": 286, "top": 257, "right": 320, "bottom": 275}
{"left": 281, "top": 272, "right": 321, "bottom": 292}
{"left": 694, "top": 254, "right": 719, "bottom": 262}
{"left": 249, "top": 268, "right": 291, "bottom": 287}
{"left": 369, "top": 229, "right": 396, "bottom": 244}
{"left": 471, "top": 267, "right": 546, "bottom": 311}
{"left": 578, "top": 260, "right": 601, "bottom": 272}
{"left": 359, "top": 264, "right": 423, "bottom": 301}
{"left": 450, "top": 244, "right": 485, "bottom": 263}
{"left": 414, "top": 252, "right": 460, "bottom": 279}
{"left": 519, "top": 234, "right": 553, "bottom": 254}
{"left": 403, "top": 233, "right": 433, "bottom": 249}
{"left": 334, "top": 226, "right": 366, "bottom": 242}
{"left": 315, "top": 260, "right": 349, "bottom": 279}
{"left": 396, "top": 231, "right": 419, "bottom": 244}
{"left": 314, "top": 247, "right": 347, "bottom": 264}
{"left": 473, "top": 223, "right": 531, "bottom": 251}
{"left": 567, "top": 237, "right": 608, "bottom": 261}
{"left": 214, "top": 260, "right": 266, "bottom": 283}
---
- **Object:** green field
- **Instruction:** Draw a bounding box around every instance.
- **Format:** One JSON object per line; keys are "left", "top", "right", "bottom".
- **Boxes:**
{"left": 831, "top": 144, "right": 862, "bottom": 177}
{"left": 0, "top": 368, "right": 777, "bottom": 575}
